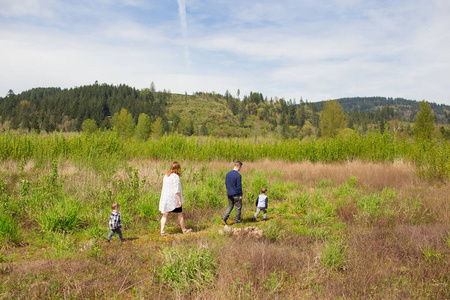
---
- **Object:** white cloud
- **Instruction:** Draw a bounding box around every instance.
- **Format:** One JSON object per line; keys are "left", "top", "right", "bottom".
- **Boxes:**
{"left": 177, "top": 0, "right": 191, "bottom": 67}
{"left": 0, "top": 0, "right": 55, "bottom": 17}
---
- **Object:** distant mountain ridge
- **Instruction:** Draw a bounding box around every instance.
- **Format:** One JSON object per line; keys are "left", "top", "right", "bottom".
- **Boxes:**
{"left": 316, "top": 97, "right": 449, "bottom": 123}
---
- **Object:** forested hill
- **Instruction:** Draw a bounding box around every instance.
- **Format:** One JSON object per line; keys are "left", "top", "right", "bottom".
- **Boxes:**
{"left": 1, "top": 84, "right": 449, "bottom": 136}
{"left": 325, "top": 97, "right": 449, "bottom": 122}
{"left": 0, "top": 84, "right": 170, "bottom": 132}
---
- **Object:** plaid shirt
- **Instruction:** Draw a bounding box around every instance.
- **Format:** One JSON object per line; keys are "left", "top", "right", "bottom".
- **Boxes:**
{"left": 109, "top": 210, "right": 122, "bottom": 230}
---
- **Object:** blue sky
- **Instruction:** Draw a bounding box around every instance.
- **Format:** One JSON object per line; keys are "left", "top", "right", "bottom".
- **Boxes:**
{"left": 1, "top": 0, "right": 449, "bottom": 105}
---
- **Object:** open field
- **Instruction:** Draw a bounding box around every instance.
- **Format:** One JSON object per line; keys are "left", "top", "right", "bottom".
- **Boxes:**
{"left": 1, "top": 157, "right": 449, "bottom": 299}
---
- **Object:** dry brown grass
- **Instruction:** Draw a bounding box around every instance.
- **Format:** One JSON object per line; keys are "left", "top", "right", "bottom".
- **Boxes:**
{"left": 121, "top": 158, "right": 421, "bottom": 192}
{"left": 4, "top": 242, "right": 162, "bottom": 299}
{"left": 240, "top": 160, "right": 420, "bottom": 190}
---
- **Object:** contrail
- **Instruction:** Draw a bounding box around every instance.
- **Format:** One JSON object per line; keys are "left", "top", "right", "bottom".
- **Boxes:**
{"left": 177, "top": 0, "right": 190, "bottom": 66}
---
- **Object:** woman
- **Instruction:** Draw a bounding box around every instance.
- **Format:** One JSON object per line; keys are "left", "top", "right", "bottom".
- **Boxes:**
{"left": 159, "top": 161, "right": 193, "bottom": 236}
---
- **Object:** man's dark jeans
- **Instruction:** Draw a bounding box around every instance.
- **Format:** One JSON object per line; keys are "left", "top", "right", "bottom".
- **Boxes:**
{"left": 223, "top": 195, "right": 242, "bottom": 223}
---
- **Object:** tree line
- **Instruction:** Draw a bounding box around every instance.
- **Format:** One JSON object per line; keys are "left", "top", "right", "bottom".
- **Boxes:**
{"left": 1, "top": 83, "right": 449, "bottom": 140}
{"left": 0, "top": 82, "right": 169, "bottom": 133}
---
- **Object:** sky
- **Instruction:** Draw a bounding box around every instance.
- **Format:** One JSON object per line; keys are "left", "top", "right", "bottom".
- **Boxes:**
{"left": 1, "top": 0, "right": 449, "bottom": 105}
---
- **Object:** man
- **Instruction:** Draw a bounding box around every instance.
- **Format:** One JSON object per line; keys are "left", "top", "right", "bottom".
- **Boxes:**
{"left": 222, "top": 161, "right": 243, "bottom": 224}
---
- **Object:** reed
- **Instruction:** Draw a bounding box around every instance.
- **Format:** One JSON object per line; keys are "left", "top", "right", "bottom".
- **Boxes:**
{"left": 1, "top": 131, "right": 448, "bottom": 180}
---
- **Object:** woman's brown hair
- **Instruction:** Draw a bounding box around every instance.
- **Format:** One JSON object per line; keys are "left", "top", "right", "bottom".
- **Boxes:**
{"left": 167, "top": 161, "right": 181, "bottom": 176}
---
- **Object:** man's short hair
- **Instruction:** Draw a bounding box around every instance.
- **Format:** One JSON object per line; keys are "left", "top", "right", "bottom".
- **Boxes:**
{"left": 235, "top": 161, "right": 243, "bottom": 167}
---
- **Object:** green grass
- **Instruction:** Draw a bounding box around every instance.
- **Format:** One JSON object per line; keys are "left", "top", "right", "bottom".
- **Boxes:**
{"left": 0, "top": 138, "right": 449, "bottom": 298}
{"left": 158, "top": 244, "right": 217, "bottom": 293}
{"left": 1, "top": 131, "right": 449, "bottom": 180}
{"left": 37, "top": 197, "right": 81, "bottom": 233}
{"left": 321, "top": 238, "right": 347, "bottom": 270}
{"left": 0, "top": 213, "right": 21, "bottom": 246}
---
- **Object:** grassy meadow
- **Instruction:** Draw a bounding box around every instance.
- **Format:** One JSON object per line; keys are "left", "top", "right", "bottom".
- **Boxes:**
{"left": 0, "top": 132, "right": 449, "bottom": 299}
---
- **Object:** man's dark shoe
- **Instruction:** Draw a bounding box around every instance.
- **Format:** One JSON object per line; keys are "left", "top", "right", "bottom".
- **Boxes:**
{"left": 263, "top": 218, "right": 267, "bottom": 221}
{"left": 252, "top": 217, "right": 256, "bottom": 222}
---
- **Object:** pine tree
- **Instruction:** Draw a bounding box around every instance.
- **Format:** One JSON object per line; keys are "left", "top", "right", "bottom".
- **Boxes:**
{"left": 183, "top": 119, "right": 194, "bottom": 136}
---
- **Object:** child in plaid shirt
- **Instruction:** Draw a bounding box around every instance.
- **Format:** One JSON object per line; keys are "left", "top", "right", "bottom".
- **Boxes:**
{"left": 106, "top": 202, "right": 125, "bottom": 242}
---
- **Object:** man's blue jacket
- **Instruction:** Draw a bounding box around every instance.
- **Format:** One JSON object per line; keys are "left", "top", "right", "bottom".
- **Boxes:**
{"left": 225, "top": 169, "right": 242, "bottom": 197}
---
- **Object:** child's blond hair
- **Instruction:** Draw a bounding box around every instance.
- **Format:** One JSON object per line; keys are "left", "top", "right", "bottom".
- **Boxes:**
{"left": 112, "top": 202, "right": 120, "bottom": 210}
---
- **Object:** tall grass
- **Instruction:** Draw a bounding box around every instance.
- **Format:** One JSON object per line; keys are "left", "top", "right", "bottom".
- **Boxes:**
{"left": 321, "top": 238, "right": 347, "bottom": 270}
{"left": 0, "top": 213, "right": 21, "bottom": 246}
{"left": 37, "top": 198, "right": 81, "bottom": 233}
{"left": 158, "top": 244, "right": 217, "bottom": 293}
{"left": 1, "top": 131, "right": 448, "bottom": 180}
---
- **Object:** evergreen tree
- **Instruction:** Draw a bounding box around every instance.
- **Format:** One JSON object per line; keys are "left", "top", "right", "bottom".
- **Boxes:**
{"left": 183, "top": 119, "right": 195, "bottom": 136}
{"left": 200, "top": 123, "right": 209, "bottom": 136}
{"left": 297, "top": 100, "right": 306, "bottom": 128}
{"left": 170, "top": 112, "right": 181, "bottom": 132}
{"left": 287, "top": 103, "right": 297, "bottom": 126}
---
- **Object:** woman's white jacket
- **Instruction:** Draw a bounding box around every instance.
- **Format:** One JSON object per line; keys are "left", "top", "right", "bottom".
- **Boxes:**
{"left": 159, "top": 173, "right": 183, "bottom": 213}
